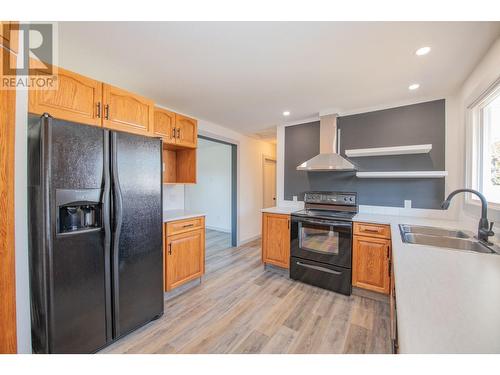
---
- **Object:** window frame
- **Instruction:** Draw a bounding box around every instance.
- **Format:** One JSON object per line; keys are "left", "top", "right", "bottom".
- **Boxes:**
{"left": 466, "top": 77, "right": 500, "bottom": 210}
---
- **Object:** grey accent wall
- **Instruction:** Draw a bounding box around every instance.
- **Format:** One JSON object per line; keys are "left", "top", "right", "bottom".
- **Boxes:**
{"left": 284, "top": 99, "right": 446, "bottom": 209}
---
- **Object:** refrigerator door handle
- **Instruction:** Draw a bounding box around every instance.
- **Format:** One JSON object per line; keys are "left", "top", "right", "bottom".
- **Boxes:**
{"left": 102, "top": 130, "right": 113, "bottom": 341}
{"left": 111, "top": 132, "right": 124, "bottom": 338}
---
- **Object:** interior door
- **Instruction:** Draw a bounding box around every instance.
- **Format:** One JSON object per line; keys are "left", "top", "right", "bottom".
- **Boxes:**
{"left": 263, "top": 157, "right": 276, "bottom": 208}
{"left": 111, "top": 131, "right": 163, "bottom": 338}
{"left": 165, "top": 229, "right": 205, "bottom": 291}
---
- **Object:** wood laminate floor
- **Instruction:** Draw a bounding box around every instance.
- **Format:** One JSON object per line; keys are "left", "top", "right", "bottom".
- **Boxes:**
{"left": 100, "top": 231, "right": 391, "bottom": 354}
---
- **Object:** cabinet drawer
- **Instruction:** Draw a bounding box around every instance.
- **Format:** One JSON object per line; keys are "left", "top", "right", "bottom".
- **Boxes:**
{"left": 354, "top": 222, "right": 391, "bottom": 239}
{"left": 166, "top": 216, "right": 204, "bottom": 236}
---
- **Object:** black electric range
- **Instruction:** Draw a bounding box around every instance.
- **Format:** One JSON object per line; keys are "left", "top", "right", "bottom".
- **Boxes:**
{"left": 290, "top": 191, "right": 357, "bottom": 296}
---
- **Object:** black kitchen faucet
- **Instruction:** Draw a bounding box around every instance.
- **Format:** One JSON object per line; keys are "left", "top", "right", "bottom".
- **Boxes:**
{"left": 441, "top": 189, "right": 495, "bottom": 244}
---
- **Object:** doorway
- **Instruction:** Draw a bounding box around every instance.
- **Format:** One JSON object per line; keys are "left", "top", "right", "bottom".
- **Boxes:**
{"left": 263, "top": 156, "right": 277, "bottom": 208}
{"left": 184, "top": 136, "right": 237, "bottom": 256}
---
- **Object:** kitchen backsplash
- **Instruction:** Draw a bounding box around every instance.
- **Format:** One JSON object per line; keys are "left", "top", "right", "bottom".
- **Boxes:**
{"left": 284, "top": 99, "right": 446, "bottom": 209}
{"left": 163, "top": 184, "right": 185, "bottom": 210}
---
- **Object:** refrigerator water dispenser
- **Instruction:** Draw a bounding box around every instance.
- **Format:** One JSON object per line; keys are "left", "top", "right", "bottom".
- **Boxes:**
{"left": 56, "top": 189, "right": 103, "bottom": 234}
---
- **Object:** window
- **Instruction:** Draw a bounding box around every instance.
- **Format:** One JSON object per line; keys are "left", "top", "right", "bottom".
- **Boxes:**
{"left": 468, "top": 80, "right": 500, "bottom": 205}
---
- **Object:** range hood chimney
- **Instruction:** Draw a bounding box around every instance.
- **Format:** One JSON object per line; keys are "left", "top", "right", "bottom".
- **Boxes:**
{"left": 296, "top": 114, "right": 357, "bottom": 171}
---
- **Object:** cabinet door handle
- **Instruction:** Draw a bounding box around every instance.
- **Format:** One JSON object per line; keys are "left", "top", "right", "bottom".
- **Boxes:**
{"left": 172, "top": 127, "right": 176, "bottom": 139}
{"left": 182, "top": 223, "right": 194, "bottom": 228}
{"left": 96, "top": 102, "right": 101, "bottom": 118}
{"left": 287, "top": 220, "right": 290, "bottom": 229}
{"left": 168, "top": 243, "right": 172, "bottom": 255}
{"left": 387, "top": 246, "right": 390, "bottom": 258}
{"left": 104, "top": 104, "right": 110, "bottom": 120}
{"left": 363, "top": 228, "right": 381, "bottom": 233}
{"left": 176, "top": 128, "right": 181, "bottom": 139}
{"left": 296, "top": 261, "right": 342, "bottom": 275}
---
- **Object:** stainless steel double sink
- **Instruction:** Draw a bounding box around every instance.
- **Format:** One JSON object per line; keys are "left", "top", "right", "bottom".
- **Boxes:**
{"left": 399, "top": 224, "right": 500, "bottom": 254}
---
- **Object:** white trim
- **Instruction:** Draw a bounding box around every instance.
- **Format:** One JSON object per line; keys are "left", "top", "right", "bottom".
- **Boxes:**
{"left": 464, "top": 77, "right": 500, "bottom": 207}
{"left": 356, "top": 171, "right": 448, "bottom": 179}
{"left": 337, "top": 95, "right": 447, "bottom": 117}
{"left": 346, "top": 144, "right": 432, "bottom": 157}
{"left": 205, "top": 225, "right": 231, "bottom": 233}
{"left": 282, "top": 116, "right": 319, "bottom": 127}
{"left": 276, "top": 124, "right": 285, "bottom": 205}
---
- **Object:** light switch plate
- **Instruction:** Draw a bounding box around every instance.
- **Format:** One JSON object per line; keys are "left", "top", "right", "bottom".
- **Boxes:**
{"left": 293, "top": 196, "right": 298, "bottom": 202}
{"left": 404, "top": 200, "right": 412, "bottom": 209}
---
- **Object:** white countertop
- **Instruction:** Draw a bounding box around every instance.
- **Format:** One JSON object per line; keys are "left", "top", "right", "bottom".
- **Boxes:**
{"left": 355, "top": 213, "right": 500, "bottom": 353}
{"left": 265, "top": 207, "right": 500, "bottom": 353}
{"left": 261, "top": 206, "right": 301, "bottom": 215}
{"left": 163, "top": 209, "right": 205, "bottom": 223}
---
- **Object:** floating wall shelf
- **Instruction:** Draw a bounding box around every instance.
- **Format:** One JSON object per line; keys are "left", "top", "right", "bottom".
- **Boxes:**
{"left": 345, "top": 144, "right": 432, "bottom": 157}
{"left": 356, "top": 171, "right": 448, "bottom": 179}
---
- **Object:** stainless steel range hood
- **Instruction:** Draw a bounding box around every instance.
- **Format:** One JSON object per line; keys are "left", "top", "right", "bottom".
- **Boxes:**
{"left": 296, "top": 114, "right": 357, "bottom": 171}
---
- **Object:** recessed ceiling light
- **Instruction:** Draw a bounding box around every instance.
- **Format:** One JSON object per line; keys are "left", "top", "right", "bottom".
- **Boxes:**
{"left": 283, "top": 111, "right": 290, "bottom": 116}
{"left": 408, "top": 83, "right": 420, "bottom": 90}
{"left": 416, "top": 46, "right": 431, "bottom": 56}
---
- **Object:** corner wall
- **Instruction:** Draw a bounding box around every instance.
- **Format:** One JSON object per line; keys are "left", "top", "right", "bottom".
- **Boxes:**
{"left": 197, "top": 119, "right": 276, "bottom": 244}
{"left": 185, "top": 139, "right": 232, "bottom": 233}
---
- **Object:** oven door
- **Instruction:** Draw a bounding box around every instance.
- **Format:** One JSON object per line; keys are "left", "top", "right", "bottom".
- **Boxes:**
{"left": 290, "top": 216, "right": 352, "bottom": 268}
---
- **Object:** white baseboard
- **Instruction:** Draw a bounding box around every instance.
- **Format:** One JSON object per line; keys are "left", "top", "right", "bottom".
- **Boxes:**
{"left": 206, "top": 225, "right": 231, "bottom": 233}
{"left": 238, "top": 234, "right": 261, "bottom": 247}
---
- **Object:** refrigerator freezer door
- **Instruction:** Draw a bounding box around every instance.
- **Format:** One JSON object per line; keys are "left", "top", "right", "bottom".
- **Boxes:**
{"left": 28, "top": 115, "right": 112, "bottom": 353}
{"left": 111, "top": 131, "right": 163, "bottom": 338}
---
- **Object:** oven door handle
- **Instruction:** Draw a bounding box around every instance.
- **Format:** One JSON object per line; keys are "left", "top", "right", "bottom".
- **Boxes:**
{"left": 297, "top": 219, "right": 352, "bottom": 227}
{"left": 296, "top": 261, "right": 342, "bottom": 275}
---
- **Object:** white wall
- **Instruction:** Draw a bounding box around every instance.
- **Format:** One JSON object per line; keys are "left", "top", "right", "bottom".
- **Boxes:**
{"left": 185, "top": 139, "right": 232, "bottom": 232}
{"left": 197, "top": 119, "right": 276, "bottom": 244}
{"left": 14, "top": 87, "right": 32, "bottom": 353}
{"left": 163, "top": 184, "right": 185, "bottom": 210}
{"left": 452, "top": 37, "right": 500, "bottom": 232}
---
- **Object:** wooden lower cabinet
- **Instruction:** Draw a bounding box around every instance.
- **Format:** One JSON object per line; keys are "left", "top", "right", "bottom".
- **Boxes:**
{"left": 262, "top": 213, "right": 290, "bottom": 269}
{"left": 352, "top": 223, "right": 391, "bottom": 294}
{"left": 164, "top": 217, "right": 205, "bottom": 291}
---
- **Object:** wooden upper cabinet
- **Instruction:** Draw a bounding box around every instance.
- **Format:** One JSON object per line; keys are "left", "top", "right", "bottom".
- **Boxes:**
{"left": 153, "top": 107, "right": 176, "bottom": 145}
{"left": 0, "top": 21, "right": 19, "bottom": 53}
{"left": 352, "top": 235, "right": 391, "bottom": 295}
{"left": 29, "top": 67, "right": 103, "bottom": 127}
{"left": 175, "top": 114, "right": 197, "bottom": 148}
{"left": 102, "top": 84, "right": 154, "bottom": 136}
{"left": 262, "top": 213, "right": 290, "bottom": 269}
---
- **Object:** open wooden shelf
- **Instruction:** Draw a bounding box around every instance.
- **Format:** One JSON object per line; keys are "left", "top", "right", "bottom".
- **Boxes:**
{"left": 345, "top": 144, "right": 432, "bottom": 157}
{"left": 356, "top": 171, "right": 447, "bottom": 179}
{"left": 163, "top": 146, "right": 196, "bottom": 184}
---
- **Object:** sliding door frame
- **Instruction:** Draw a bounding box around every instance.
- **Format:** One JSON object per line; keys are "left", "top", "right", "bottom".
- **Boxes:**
{"left": 197, "top": 135, "right": 238, "bottom": 247}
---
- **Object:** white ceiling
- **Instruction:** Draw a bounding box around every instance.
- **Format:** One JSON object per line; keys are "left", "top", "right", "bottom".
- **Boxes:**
{"left": 58, "top": 22, "right": 500, "bottom": 135}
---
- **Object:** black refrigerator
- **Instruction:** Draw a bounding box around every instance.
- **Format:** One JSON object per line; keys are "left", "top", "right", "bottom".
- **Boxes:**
{"left": 28, "top": 114, "right": 164, "bottom": 354}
